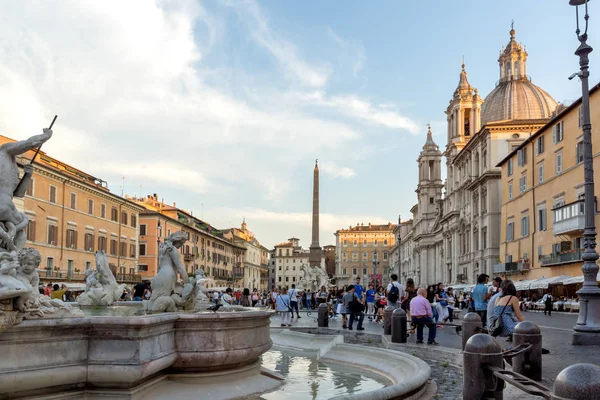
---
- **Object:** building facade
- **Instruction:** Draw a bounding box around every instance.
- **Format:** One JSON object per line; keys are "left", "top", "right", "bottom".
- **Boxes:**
{"left": 334, "top": 223, "right": 396, "bottom": 287}
{"left": 272, "top": 237, "right": 326, "bottom": 290}
{"left": 0, "top": 134, "right": 146, "bottom": 284}
{"left": 130, "top": 194, "right": 246, "bottom": 289}
{"left": 398, "top": 28, "right": 559, "bottom": 286}
{"left": 497, "top": 83, "right": 600, "bottom": 281}
{"left": 225, "top": 219, "right": 270, "bottom": 291}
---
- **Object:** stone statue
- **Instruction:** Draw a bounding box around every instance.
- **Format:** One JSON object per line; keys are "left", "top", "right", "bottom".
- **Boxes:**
{"left": 299, "top": 264, "right": 331, "bottom": 292}
{"left": 193, "top": 269, "right": 213, "bottom": 311}
{"left": 0, "top": 129, "right": 52, "bottom": 253}
{"left": 77, "top": 251, "right": 126, "bottom": 307}
{"left": 1, "top": 248, "right": 82, "bottom": 324}
{"left": 146, "top": 231, "right": 197, "bottom": 313}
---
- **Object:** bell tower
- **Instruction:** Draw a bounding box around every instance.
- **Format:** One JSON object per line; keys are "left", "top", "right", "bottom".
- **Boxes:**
{"left": 417, "top": 125, "right": 443, "bottom": 221}
{"left": 445, "top": 62, "right": 483, "bottom": 150}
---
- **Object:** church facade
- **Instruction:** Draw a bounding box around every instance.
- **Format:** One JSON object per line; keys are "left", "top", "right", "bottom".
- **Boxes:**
{"left": 397, "top": 28, "right": 559, "bottom": 286}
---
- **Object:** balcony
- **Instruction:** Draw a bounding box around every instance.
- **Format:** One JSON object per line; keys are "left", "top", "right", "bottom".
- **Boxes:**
{"left": 183, "top": 253, "right": 195, "bottom": 262}
{"left": 493, "top": 261, "right": 529, "bottom": 275}
{"left": 553, "top": 200, "right": 586, "bottom": 236}
{"left": 540, "top": 250, "right": 582, "bottom": 267}
{"left": 116, "top": 274, "right": 143, "bottom": 283}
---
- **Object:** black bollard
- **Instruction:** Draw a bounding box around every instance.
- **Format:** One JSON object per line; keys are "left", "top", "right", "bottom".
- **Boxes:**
{"left": 513, "top": 321, "right": 542, "bottom": 381}
{"left": 463, "top": 334, "right": 505, "bottom": 400}
{"left": 462, "top": 312, "right": 482, "bottom": 351}
{"left": 551, "top": 363, "right": 600, "bottom": 400}
{"left": 391, "top": 308, "right": 407, "bottom": 343}
{"left": 383, "top": 306, "right": 394, "bottom": 335}
{"left": 318, "top": 303, "right": 328, "bottom": 327}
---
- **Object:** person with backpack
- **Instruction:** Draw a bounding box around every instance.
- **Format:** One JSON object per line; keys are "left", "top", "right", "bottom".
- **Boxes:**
{"left": 386, "top": 274, "right": 405, "bottom": 310}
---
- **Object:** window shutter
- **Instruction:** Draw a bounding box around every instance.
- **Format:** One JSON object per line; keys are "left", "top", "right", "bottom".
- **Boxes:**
{"left": 552, "top": 125, "right": 557, "bottom": 143}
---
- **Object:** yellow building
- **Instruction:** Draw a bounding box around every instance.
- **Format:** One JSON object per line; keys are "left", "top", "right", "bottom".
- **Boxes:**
{"left": 224, "top": 219, "right": 270, "bottom": 291}
{"left": 497, "top": 82, "right": 600, "bottom": 284}
{"left": 0, "top": 134, "right": 145, "bottom": 284}
{"left": 334, "top": 223, "right": 396, "bottom": 286}
{"left": 130, "top": 194, "right": 246, "bottom": 289}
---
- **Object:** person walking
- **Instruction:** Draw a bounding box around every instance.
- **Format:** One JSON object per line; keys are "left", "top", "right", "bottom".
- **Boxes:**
{"left": 386, "top": 274, "right": 405, "bottom": 310}
{"left": 251, "top": 289, "right": 260, "bottom": 307}
{"left": 276, "top": 286, "right": 292, "bottom": 327}
{"left": 542, "top": 291, "right": 554, "bottom": 316}
{"left": 490, "top": 281, "right": 524, "bottom": 341}
{"left": 486, "top": 277, "right": 503, "bottom": 328}
{"left": 410, "top": 288, "right": 438, "bottom": 345}
{"left": 288, "top": 284, "right": 301, "bottom": 318}
{"left": 343, "top": 285, "right": 365, "bottom": 331}
{"left": 446, "top": 287, "right": 456, "bottom": 324}
{"left": 472, "top": 274, "right": 490, "bottom": 327}
{"left": 365, "top": 284, "right": 376, "bottom": 320}
{"left": 435, "top": 283, "right": 449, "bottom": 323}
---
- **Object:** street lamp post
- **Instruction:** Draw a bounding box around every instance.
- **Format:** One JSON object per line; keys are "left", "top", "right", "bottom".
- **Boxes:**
{"left": 570, "top": 0, "right": 600, "bottom": 346}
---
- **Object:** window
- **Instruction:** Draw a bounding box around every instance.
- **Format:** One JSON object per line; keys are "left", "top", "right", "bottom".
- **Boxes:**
{"left": 49, "top": 186, "right": 57, "bottom": 203}
{"left": 131, "top": 215, "right": 137, "bottom": 228}
{"left": 517, "top": 149, "right": 527, "bottom": 166}
{"left": 507, "top": 159, "right": 513, "bottom": 176}
{"left": 69, "top": 192, "right": 76, "bottom": 209}
{"left": 373, "top": 251, "right": 378, "bottom": 260}
{"left": 85, "top": 261, "right": 91, "bottom": 271}
{"left": 374, "top": 239, "right": 378, "bottom": 246}
{"left": 429, "top": 197, "right": 434, "bottom": 204}
{"left": 139, "top": 243, "right": 147, "bottom": 256}
{"left": 26, "top": 179, "right": 34, "bottom": 196}
{"left": 363, "top": 240, "right": 367, "bottom": 246}
{"left": 88, "top": 199, "right": 94, "bottom": 215}
{"left": 343, "top": 240, "right": 347, "bottom": 246}
{"left": 353, "top": 240, "right": 357, "bottom": 246}
{"left": 576, "top": 141, "right": 584, "bottom": 164}
{"left": 538, "top": 208, "right": 547, "bottom": 231}
{"left": 47, "top": 225, "right": 58, "bottom": 245}
{"left": 66, "top": 229, "right": 78, "bottom": 249}
{"left": 84, "top": 233, "right": 94, "bottom": 251}
{"left": 552, "top": 121, "right": 564, "bottom": 143}
{"left": 98, "top": 236, "right": 107, "bottom": 252}
{"left": 506, "top": 222, "right": 514, "bottom": 241}
{"left": 46, "top": 257, "right": 54, "bottom": 270}
{"left": 111, "top": 207, "right": 118, "bottom": 222}
{"left": 362, "top": 251, "right": 368, "bottom": 261}
{"left": 483, "top": 150, "right": 487, "bottom": 168}
{"left": 556, "top": 151, "right": 563, "bottom": 175}
{"left": 353, "top": 268, "right": 357, "bottom": 275}
{"left": 140, "top": 224, "right": 147, "bottom": 236}
{"left": 383, "top": 251, "right": 388, "bottom": 260}
{"left": 101, "top": 204, "right": 106, "bottom": 219}
{"left": 538, "top": 163, "right": 544, "bottom": 184}
{"left": 536, "top": 136, "right": 544, "bottom": 155}
{"left": 519, "top": 174, "right": 527, "bottom": 194}
{"left": 121, "top": 211, "right": 128, "bottom": 225}
{"left": 110, "top": 239, "right": 117, "bottom": 255}
{"left": 384, "top": 239, "right": 388, "bottom": 245}
{"left": 120, "top": 241, "right": 127, "bottom": 257}
{"left": 26, "top": 220, "right": 36, "bottom": 241}
{"left": 129, "top": 244, "right": 135, "bottom": 258}
{"left": 482, "top": 227, "right": 487, "bottom": 249}
{"left": 508, "top": 182, "right": 513, "bottom": 200}
{"left": 139, "top": 264, "right": 148, "bottom": 272}
{"left": 521, "top": 216, "right": 529, "bottom": 237}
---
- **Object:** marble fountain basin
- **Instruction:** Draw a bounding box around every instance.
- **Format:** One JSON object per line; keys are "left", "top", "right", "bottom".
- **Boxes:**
{"left": 0, "top": 309, "right": 274, "bottom": 399}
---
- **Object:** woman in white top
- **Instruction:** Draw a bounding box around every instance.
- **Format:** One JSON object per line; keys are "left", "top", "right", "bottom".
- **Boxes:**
{"left": 276, "top": 287, "right": 292, "bottom": 327}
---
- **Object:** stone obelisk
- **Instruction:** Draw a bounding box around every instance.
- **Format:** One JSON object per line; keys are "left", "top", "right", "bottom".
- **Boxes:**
{"left": 309, "top": 159, "right": 322, "bottom": 267}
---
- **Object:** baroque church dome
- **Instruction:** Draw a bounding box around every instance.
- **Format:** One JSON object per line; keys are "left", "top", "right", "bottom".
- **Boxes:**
{"left": 480, "top": 29, "right": 558, "bottom": 126}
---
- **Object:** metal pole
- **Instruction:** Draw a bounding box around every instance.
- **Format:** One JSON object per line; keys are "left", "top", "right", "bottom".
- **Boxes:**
{"left": 570, "top": 0, "right": 600, "bottom": 346}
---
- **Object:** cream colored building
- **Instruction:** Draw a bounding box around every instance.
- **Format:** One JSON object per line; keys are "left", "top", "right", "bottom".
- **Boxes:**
{"left": 224, "top": 219, "right": 270, "bottom": 291}
{"left": 0, "top": 134, "right": 145, "bottom": 284}
{"left": 334, "top": 223, "right": 396, "bottom": 287}
{"left": 272, "top": 237, "right": 326, "bottom": 290}
{"left": 497, "top": 82, "right": 600, "bottom": 282}
{"left": 398, "top": 28, "right": 559, "bottom": 286}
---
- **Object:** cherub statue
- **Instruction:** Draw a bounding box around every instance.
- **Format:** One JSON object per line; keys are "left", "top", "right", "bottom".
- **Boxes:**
{"left": 0, "top": 251, "right": 30, "bottom": 307}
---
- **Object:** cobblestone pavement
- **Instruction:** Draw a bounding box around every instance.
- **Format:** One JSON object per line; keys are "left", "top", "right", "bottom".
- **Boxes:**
{"left": 428, "top": 360, "right": 463, "bottom": 400}
{"left": 270, "top": 308, "right": 600, "bottom": 395}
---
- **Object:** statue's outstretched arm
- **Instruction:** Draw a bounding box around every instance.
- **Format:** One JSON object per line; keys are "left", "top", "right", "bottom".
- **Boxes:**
{"left": 0, "top": 129, "right": 52, "bottom": 157}
{"left": 169, "top": 247, "right": 189, "bottom": 281}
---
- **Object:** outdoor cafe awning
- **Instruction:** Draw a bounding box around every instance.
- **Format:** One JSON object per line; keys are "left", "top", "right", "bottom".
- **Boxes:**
{"left": 530, "top": 275, "right": 571, "bottom": 290}
{"left": 562, "top": 272, "right": 600, "bottom": 285}
{"left": 515, "top": 280, "right": 534, "bottom": 291}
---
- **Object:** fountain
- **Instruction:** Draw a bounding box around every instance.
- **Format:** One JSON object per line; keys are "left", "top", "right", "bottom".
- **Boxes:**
{"left": 0, "top": 130, "right": 432, "bottom": 399}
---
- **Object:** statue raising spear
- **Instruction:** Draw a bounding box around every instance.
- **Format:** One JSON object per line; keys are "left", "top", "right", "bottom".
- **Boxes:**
{"left": 0, "top": 116, "right": 56, "bottom": 252}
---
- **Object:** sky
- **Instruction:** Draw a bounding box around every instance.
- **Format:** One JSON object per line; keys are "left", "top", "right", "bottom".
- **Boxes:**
{"left": 0, "top": 0, "right": 597, "bottom": 249}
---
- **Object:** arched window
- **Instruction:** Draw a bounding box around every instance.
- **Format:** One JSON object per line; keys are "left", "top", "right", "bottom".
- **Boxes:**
{"left": 506, "top": 62, "right": 512, "bottom": 79}
{"left": 514, "top": 61, "right": 520, "bottom": 78}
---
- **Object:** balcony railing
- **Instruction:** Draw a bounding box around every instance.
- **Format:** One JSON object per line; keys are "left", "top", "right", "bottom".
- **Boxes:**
{"left": 540, "top": 250, "right": 582, "bottom": 267}
{"left": 116, "top": 274, "right": 143, "bottom": 283}
{"left": 183, "top": 253, "right": 195, "bottom": 262}
{"left": 493, "top": 261, "right": 529, "bottom": 274}
{"left": 553, "top": 200, "right": 586, "bottom": 235}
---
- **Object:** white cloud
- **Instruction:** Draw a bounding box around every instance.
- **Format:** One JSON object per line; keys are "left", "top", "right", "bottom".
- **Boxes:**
{"left": 319, "top": 161, "right": 356, "bottom": 179}
{"left": 233, "top": 0, "right": 330, "bottom": 88}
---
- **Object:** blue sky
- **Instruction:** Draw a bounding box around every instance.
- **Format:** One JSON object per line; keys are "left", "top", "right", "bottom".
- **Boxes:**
{"left": 0, "top": 0, "right": 597, "bottom": 248}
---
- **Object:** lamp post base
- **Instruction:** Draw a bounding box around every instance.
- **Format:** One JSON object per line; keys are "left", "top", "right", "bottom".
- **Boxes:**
{"left": 572, "top": 292, "right": 600, "bottom": 346}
